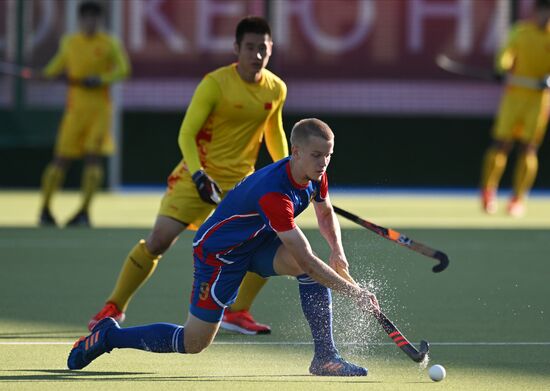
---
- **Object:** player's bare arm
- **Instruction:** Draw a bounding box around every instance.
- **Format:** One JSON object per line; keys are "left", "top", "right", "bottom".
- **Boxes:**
{"left": 313, "top": 196, "right": 349, "bottom": 273}
{"left": 276, "top": 227, "right": 361, "bottom": 299}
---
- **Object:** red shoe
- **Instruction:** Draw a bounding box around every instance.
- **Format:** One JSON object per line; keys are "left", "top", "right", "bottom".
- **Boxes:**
{"left": 221, "top": 309, "right": 271, "bottom": 335}
{"left": 88, "top": 302, "right": 125, "bottom": 331}
{"left": 481, "top": 188, "right": 497, "bottom": 214}
{"left": 507, "top": 196, "right": 525, "bottom": 218}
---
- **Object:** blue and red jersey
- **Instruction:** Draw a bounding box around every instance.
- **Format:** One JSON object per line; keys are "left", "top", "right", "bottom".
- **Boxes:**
{"left": 193, "top": 157, "right": 328, "bottom": 265}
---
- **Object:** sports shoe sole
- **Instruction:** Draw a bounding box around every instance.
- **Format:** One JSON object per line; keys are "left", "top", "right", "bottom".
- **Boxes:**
{"left": 220, "top": 321, "right": 270, "bottom": 335}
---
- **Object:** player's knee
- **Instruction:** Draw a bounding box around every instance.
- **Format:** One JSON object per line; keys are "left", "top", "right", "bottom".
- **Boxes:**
{"left": 517, "top": 142, "right": 538, "bottom": 155}
{"left": 146, "top": 231, "right": 177, "bottom": 255}
{"left": 184, "top": 339, "right": 211, "bottom": 354}
{"left": 491, "top": 140, "right": 513, "bottom": 153}
{"left": 52, "top": 157, "right": 71, "bottom": 170}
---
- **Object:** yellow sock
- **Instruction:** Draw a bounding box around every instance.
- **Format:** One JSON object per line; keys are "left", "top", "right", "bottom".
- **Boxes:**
{"left": 230, "top": 272, "right": 268, "bottom": 312}
{"left": 40, "top": 164, "right": 66, "bottom": 209}
{"left": 512, "top": 152, "right": 538, "bottom": 199}
{"left": 107, "top": 240, "right": 161, "bottom": 312}
{"left": 80, "top": 165, "right": 104, "bottom": 212}
{"left": 480, "top": 147, "right": 508, "bottom": 190}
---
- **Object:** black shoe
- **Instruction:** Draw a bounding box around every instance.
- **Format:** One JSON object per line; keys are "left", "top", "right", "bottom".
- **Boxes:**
{"left": 66, "top": 210, "right": 91, "bottom": 228}
{"left": 39, "top": 208, "right": 57, "bottom": 227}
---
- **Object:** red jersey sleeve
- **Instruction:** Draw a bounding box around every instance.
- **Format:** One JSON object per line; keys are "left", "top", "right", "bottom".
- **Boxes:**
{"left": 258, "top": 192, "right": 296, "bottom": 232}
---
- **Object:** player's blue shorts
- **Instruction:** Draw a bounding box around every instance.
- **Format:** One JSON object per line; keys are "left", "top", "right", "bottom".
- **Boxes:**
{"left": 190, "top": 235, "right": 281, "bottom": 323}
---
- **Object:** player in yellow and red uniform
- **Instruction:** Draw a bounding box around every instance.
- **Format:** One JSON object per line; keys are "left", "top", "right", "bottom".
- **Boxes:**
{"left": 38, "top": 1, "right": 130, "bottom": 227}
{"left": 480, "top": 0, "right": 550, "bottom": 217}
{"left": 88, "top": 16, "right": 288, "bottom": 335}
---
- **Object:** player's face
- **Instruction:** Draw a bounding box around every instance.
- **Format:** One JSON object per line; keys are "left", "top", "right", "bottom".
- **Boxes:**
{"left": 295, "top": 136, "right": 334, "bottom": 182}
{"left": 79, "top": 13, "right": 101, "bottom": 35}
{"left": 234, "top": 33, "right": 273, "bottom": 74}
{"left": 536, "top": 7, "right": 550, "bottom": 24}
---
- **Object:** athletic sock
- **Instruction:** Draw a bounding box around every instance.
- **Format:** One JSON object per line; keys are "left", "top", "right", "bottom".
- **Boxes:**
{"left": 40, "top": 164, "right": 66, "bottom": 210}
{"left": 107, "top": 240, "right": 161, "bottom": 312}
{"left": 106, "top": 323, "right": 185, "bottom": 353}
{"left": 229, "top": 272, "right": 267, "bottom": 312}
{"left": 480, "top": 147, "right": 508, "bottom": 190}
{"left": 512, "top": 152, "right": 538, "bottom": 199}
{"left": 79, "top": 165, "right": 104, "bottom": 212}
{"left": 297, "top": 274, "right": 338, "bottom": 360}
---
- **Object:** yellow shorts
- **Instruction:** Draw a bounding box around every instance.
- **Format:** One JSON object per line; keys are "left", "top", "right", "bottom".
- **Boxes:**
{"left": 492, "top": 89, "right": 550, "bottom": 146}
{"left": 158, "top": 162, "right": 231, "bottom": 230}
{"left": 54, "top": 100, "right": 114, "bottom": 158}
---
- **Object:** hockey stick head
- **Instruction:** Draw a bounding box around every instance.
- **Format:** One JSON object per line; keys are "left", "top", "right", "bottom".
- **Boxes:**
{"left": 402, "top": 339, "right": 430, "bottom": 363}
{"left": 432, "top": 251, "right": 450, "bottom": 273}
{"left": 416, "top": 340, "right": 430, "bottom": 362}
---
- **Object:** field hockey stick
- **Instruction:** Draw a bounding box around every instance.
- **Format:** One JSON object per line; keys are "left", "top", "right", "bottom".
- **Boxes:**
{"left": 435, "top": 54, "right": 550, "bottom": 89}
{"left": 332, "top": 205, "right": 449, "bottom": 273}
{"left": 0, "top": 60, "right": 83, "bottom": 85}
{"left": 374, "top": 310, "right": 430, "bottom": 363}
{"left": 337, "top": 268, "right": 429, "bottom": 363}
{"left": 0, "top": 61, "right": 36, "bottom": 79}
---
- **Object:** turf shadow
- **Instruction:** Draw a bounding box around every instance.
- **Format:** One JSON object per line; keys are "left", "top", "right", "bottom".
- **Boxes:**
{"left": 0, "top": 369, "right": 154, "bottom": 382}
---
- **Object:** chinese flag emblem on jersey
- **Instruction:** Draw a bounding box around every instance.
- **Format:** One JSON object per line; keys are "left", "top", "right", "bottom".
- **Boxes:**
{"left": 264, "top": 102, "right": 272, "bottom": 110}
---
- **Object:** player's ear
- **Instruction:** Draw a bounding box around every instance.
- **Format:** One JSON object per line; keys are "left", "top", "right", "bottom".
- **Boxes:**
{"left": 291, "top": 144, "right": 300, "bottom": 159}
{"left": 233, "top": 42, "right": 240, "bottom": 56}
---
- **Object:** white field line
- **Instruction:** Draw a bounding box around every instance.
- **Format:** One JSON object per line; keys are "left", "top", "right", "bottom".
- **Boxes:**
{"left": 1, "top": 341, "right": 549, "bottom": 346}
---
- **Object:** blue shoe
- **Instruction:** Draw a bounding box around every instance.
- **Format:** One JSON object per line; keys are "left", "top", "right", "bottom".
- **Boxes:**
{"left": 67, "top": 317, "right": 118, "bottom": 370}
{"left": 309, "top": 355, "right": 368, "bottom": 376}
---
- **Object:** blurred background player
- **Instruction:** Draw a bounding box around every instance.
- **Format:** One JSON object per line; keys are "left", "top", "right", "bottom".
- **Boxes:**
{"left": 38, "top": 0, "right": 130, "bottom": 227}
{"left": 68, "top": 118, "right": 379, "bottom": 376}
{"left": 88, "top": 16, "right": 288, "bottom": 334}
{"left": 480, "top": 0, "right": 550, "bottom": 217}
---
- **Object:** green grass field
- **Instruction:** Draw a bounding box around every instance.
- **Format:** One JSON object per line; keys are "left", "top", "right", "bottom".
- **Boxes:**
{"left": 1, "top": 192, "right": 549, "bottom": 390}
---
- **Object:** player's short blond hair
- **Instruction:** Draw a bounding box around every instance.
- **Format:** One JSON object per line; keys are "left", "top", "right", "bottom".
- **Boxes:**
{"left": 290, "top": 118, "right": 334, "bottom": 146}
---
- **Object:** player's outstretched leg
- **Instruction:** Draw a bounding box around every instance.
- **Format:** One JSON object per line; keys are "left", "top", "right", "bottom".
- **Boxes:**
{"left": 68, "top": 317, "right": 119, "bottom": 370}
{"left": 68, "top": 318, "right": 186, "bottom": 370}
{"left": 297, "top": 274, "right": 367, "bottom": 377}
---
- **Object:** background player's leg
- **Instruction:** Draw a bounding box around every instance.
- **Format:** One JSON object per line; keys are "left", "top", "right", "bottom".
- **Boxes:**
{"left": 89, "top": 216, "right": 187, "bottom": 330}
{"left": 509, "top": 143, "right": 539, "bottom": 217}
{"left": 229, "top": 272, "right": 267, "bottom": 312}
{"left": 39, "top": 157, "right": 70, "bottom": 226}
{"left": 222, "top": 272, "right": 271, "bottom": 334}
{"left": 480, "top": 140, "right": 512, "bottom": 213}
{"left": 108, "top": 215, "right": 187, "bottom": 309}
{"left": 67, "top": 155, "right": 104, "bottom": 227}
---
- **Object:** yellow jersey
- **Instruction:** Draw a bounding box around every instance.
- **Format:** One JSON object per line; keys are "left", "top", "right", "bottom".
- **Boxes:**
{"left": 497, "top": 21, "right": 550, "bottom": 83}
{"left": 43, "top": 31, "right": 130, "bottom": 105}
{"left": 178, "top": 63, "right": 288, "bottom": 188}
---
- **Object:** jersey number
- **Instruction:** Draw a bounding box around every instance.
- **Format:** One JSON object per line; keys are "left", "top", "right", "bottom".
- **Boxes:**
{"left": 199, "top": 282, "right": 210, "bottom": 301}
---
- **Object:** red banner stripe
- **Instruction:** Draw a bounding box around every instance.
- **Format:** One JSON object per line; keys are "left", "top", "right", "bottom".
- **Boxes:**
{"left": 389, "top": 331, "right": 400, "bottom": 338}
{"left": 397, "top": 341, "right": 410, "bottom": 347}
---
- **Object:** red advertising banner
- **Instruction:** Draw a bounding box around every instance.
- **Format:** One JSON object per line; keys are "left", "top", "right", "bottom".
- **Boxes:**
{"left": 0, "top": 0, "right": 540, "bottom": 114}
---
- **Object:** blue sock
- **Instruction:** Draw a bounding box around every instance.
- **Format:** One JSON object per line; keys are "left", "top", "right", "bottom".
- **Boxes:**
{"left": 106, "top": 323, "right": 185, "bottom": 353}
{"left": 297, "top": 274, "right": 338, "bottom": 360}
